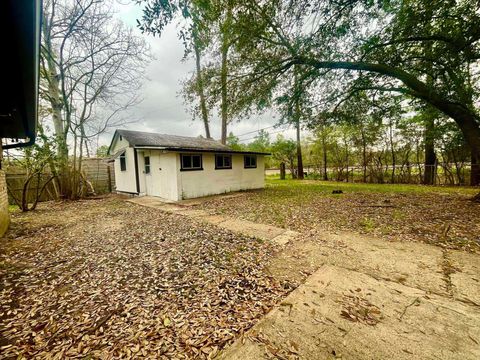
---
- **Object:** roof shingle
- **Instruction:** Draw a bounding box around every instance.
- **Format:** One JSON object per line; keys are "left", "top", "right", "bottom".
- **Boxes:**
{"left": 112, "top": 129, "right": 269, "bottom": 155}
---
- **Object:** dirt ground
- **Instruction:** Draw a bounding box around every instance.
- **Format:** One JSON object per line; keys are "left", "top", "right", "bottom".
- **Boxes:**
{"left": 0, "top": 196, "right": 291, "bottom": 359}
{"left": 1, "top": 187, "right": 480, "bottom": 359}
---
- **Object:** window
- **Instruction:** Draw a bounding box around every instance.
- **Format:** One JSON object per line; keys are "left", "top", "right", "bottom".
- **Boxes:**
{"left": 144, "top": 156, "right": 150, "bottom": 174}
{"left": 244, "top": 155, "right": 257, "bottom": 168}
{"left": 181, "top": 154, "right": 203, "bottom": 171}
{"left": 215, "top": 154, "right": 232, "bottom": 169}
{"left": 120, "top": 151, "right": 126, "bottom": 171}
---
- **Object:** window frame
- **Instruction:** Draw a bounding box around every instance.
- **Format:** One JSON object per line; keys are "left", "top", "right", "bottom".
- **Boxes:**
{"left": 180, "top": 153, "right": 203, "bottom": 171}
{"left": 119, "top": 151, "right": 126, "bottom": 171}
{"left": 244, "top": 155, "right": 257, "bottom": 169}
{"left": 215, "top": 154, "right": 232, "bottom": 170}
{"left": 144, "top": 155, "right": 151, "bottom": 174}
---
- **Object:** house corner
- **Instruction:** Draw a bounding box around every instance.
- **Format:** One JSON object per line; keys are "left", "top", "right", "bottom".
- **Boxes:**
{"left": 0, "top": 146, "right": 10, "bottom": 237}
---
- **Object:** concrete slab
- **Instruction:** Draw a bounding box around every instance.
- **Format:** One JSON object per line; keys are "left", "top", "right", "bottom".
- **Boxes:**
{"left": 217, "top": 218, "right": 287, "bottom": 240}
{"left": 271, "top": 230, "right": 300, "bottom": 245}
{"left": 220, "top": 265, "right": 480, "bottom": 360}
{"left": 269, "top": 230, "right": 451, "bottom": 297}
{"left": 449, "top": 250, "right": 480, "bottom": 306}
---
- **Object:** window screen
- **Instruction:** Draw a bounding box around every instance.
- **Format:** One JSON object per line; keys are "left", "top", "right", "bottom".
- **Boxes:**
{"left": 181, "top": 154, "right": 203, "bottom": 171}
{"left": 215, "top": 154, "right": 232, "bottom": 169}
{"left": 244, "top": 155, "right": 257, "bottom": 168}
{"left": 120, "top": 151, "right": 126, "bottom": 171}
{"left": 144, "top": 156, "right": 150, "bottom": 174}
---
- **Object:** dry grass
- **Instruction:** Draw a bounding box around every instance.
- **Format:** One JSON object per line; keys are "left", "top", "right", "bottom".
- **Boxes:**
{"left": 199, "top": 179, "right": 480, "bottom": 252}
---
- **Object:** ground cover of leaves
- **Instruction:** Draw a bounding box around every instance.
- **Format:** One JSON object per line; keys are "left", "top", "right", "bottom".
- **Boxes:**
{"left": 0, "top": 196, "right": 292, "bottom": 359}
{"left": 199, "top": 179, "right": 480, "bottom": 253}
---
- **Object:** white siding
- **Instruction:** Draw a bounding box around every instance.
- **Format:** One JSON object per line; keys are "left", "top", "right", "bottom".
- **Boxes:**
{"left": 178, "top": 153, "right": 265, "bottom": 200}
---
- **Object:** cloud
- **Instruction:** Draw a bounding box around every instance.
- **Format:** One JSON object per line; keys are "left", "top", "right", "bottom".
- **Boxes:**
{"left": 101, "top": 1, "right": 300, "bottom": 147}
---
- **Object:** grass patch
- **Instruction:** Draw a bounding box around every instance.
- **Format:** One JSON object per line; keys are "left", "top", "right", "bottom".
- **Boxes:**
{"left": 265, "top": 177, "right": 478, "bottom": 196}
{"left": 359, "top": 217, "right": 376, "bottom": 232}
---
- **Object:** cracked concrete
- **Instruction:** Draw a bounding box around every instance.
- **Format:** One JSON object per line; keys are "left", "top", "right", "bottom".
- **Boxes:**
{"left": 220, "top": 265, "right": 480, "bottom": 360}
{"left": 220, "top": 230, "right": 480, "bottom": 359}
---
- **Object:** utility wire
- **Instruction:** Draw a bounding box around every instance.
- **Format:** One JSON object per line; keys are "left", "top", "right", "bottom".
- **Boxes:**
{"left": 236, "top": 124, "right": 278, "bottom": 137}
{"left": 240, "top": 128, "right": 291, "bottom": 142}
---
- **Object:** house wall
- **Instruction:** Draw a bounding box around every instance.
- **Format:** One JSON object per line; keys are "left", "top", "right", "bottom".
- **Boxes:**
{"left": 178, "top": 153, "right": 265, "bottom": 200}
{"left": 111, "top": 136, "right": 137, "bottom": 194}
{"left": 0, "top": 169, "right": 9, "bottom": 237}
{"left": 0, "top": 143, "right": 9, "bottom": 236}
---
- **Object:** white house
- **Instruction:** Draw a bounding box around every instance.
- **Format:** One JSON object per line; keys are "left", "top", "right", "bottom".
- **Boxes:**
{"left": 107, "top": 129, "right": 269, "bottom": 201}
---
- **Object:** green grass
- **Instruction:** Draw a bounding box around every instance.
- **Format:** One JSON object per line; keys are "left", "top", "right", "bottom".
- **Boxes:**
{"left": 359, "top": 217, "right": 376, "bottom": 232}
{"left": 265, "top": 176, "right": 478, "bottom": 196}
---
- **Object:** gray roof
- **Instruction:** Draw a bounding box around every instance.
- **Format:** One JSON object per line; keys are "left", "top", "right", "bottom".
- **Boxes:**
{"left": 110, "top": 129, "right": 269, "bottom": 155}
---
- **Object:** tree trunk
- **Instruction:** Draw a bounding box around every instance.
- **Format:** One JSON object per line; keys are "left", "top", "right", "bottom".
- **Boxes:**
{"left": 344, "top": 138, "right": 349, "bottom": 182}
{"left": 322, "top": 135, "right": 328, "bottom": 181}
{"left": 42, "top": 17, "right": 68, "bottom": 162}
{"left": 471, "top": 150, "right": 480, "bottom": 186}
{"left": 194, "top": 42, "right": 210, "bottom": 138}
{"left": 423, "top": 119, "right": 437, "bottom": 185}
{"left": 389, "top": 122, "right": 395, "bottom": 184}
{"left": 293, "top": 66, "right": 304, "bottom": 179}
{"left": 296, "top": 112, "right": 304, "bottom": 180}
{"left": 220, "top": 6, "right": 232, "bottom": 144}
{"left": 361, "top": 129, "right": 367, "bottom": 183}
{"left": 280, "top": 162, "right": 286, "bottom": 180}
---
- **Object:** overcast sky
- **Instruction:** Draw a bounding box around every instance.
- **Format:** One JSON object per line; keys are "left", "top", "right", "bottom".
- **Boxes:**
{"left": 97, "top": 1, "right": 299, "bottom": 147}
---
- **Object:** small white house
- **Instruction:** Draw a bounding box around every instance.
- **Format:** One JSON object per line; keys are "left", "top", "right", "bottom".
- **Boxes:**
{"left": 107, "top": 129, "right": 269, "bottom": 201}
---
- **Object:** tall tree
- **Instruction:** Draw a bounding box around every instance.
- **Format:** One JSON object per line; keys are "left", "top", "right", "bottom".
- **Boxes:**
{"left": 226, "top": 0, "right": 480, "bottom": 186}
{"left": 137, "top": 0, "right": 212, "bottom": 137}
{"left": 41, "top": 0, "right": 149, "bottom": 198}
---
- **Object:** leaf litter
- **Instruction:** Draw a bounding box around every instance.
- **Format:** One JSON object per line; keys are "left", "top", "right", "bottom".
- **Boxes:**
{"left": 0, "top": 197, "right": 292, "bottom": 359}
{"left": 198, "top": 187, "right": 480, "bottom": 253}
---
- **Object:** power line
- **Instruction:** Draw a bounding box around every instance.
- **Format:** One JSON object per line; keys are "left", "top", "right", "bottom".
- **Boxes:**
{"left": 240, "top": 128, "right": 291, "bottom": 142}
{"left": 236, "top": 124, "right": 278, "bottom": 137}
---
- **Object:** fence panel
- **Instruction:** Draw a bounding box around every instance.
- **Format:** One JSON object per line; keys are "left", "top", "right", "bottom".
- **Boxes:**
{"left": 6, "top": 158, "right": 116, "bottom": 205}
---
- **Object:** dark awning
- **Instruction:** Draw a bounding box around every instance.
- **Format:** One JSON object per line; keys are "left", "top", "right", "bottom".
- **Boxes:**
{"left": 0, "top": 0, "right": 41, "bottom": 147}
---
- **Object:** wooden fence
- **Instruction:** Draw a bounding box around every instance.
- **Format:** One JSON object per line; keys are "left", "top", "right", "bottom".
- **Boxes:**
{"left": 6, "top": 158, "right": 115, "bottom": 205}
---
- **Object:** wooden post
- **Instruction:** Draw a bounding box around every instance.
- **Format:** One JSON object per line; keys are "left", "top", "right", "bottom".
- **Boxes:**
{"left": 280, "top": 162, "right": 286, "bottom": 180}
{"left": 107, "top": 165, "right": 112, "bottom": 193}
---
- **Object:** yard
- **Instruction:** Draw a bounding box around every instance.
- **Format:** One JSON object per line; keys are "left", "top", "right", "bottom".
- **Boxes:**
{"left": 0, "top": 197, "right": 290, "bottom": 358}
{"left": 200, "top": 178, "right": 480, "bottom": 253}
{"left": 1, "top": 180, "right": 480, "bottom": 359}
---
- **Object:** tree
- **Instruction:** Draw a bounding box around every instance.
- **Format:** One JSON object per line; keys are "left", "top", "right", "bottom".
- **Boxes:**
{"left": 96, "top": 145, "right": 109, "bottom": 158}
{"left": 247, "top": 129, "right": 270, "bottom": 153}
{"left": 226, "top": 132, "right": 244, "bottom": 150}
{"left": 7, "top": 128, "right": 58, "bottom": 212}
{"left": 225, "top": 0, "right": 480, "bottom": 186}
{"left": 137, "top": 0, "right": 212, "bottom": 138}
{"left": 41, "top": 0, "right": 149, "bottom": 198}
{"left": 271, "top": 135, "right": 296, "bottom": 179}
